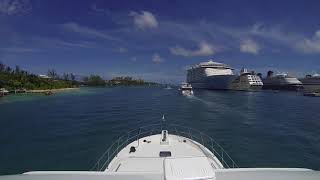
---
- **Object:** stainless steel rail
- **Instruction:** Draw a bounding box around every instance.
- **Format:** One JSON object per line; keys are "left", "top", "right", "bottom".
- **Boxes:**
{"left": 91, "top": 123, "right": 238, "bottom": 171}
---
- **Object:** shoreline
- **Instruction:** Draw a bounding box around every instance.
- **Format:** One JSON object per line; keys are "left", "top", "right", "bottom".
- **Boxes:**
{"left": 25, "top": 87, "right": 80, "bottom": 93}
{"left": 0, "top": 88, "right": 80, "bottom": 97}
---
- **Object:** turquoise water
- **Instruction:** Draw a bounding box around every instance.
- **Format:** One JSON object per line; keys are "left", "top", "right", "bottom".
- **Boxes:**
{"left": 0, "top": 87, "right": 319, "bottom": 174}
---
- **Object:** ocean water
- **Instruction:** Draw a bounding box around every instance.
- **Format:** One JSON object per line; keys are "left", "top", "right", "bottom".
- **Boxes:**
{"left": 0, "top": 87, "right": 319, "bottom": 175}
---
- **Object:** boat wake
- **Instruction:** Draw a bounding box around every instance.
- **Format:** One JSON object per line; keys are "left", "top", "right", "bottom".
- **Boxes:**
{"left": 187, "top": 95, "right": 250, "bottom": 121}
{"left": 185, "top": 95, "right": 214, "bottom": 106}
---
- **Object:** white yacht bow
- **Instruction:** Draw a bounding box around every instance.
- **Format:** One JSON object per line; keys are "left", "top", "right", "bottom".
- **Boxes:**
{"left": 1, "top": 124, "right": 319, "bottom": 180}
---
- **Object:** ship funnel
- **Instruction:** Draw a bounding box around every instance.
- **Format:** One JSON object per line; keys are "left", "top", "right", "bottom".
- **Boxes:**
{"left": 267, "top": 71, "right": 274, "bottom": 78}
{"left": 240, "top": 68, "right": 248, "bottom": 74}
{"left": 257, "top": 73, "right": 262, "bottom": 78}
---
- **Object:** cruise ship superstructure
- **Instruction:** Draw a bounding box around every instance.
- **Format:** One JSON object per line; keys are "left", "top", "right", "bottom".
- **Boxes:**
{"left": 300, "top": 73, "right": 320, "bottom": 93}
{"left": 187, "top": 60, "right": 236, "bottom": 90}
{"left": 229, "top": 68, "right": 263, "bottom": 91}
{"left": 263, "top": 71, "right": 303, "bottom": 91}
{"left": 1, "top": 123, "right": 319, "bottom": 180}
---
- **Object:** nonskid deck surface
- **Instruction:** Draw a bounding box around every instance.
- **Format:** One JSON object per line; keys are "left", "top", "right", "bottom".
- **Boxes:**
{"left": 106, "top": 134, "right": 223, "bottom": 179}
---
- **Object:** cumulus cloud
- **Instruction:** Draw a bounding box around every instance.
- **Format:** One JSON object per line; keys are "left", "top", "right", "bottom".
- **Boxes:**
{"left": 240, "top": 39, "right": 260, "bottom": 54}
{"left": 251, "top": 24, "right": 320, "bottom": 54}
{"left": 152, "top": 53, "right": 164, "bottom": 64}
{"left": 61, "top": 22, "right": 119, "bottom": 41}
{"left": 250, "top": 23, "right": 298, "bottom": 46}
{"left": 0, "top": 0, "right": 31, "bottom": 15}
{"left": 295, "top": 30, "right": 320, "bottom": 54}
{"left": 129, "top": 11, "right": 158, "bottom": 30}
{"left": 170, "top": 41, "right": 216, "bottom": 57}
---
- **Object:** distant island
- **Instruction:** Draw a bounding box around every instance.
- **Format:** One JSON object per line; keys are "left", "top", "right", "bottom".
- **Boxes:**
{"left": 0, "top": 62, "right": 157, "bottom": 95}
{"left": 107, "top": 76, "right": 158, "bottom": 86}
{"left": 82, "top": 75, "right": 158, "bottom": 86}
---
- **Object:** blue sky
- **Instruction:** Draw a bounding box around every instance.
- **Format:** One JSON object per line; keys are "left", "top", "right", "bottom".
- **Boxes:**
{"left": 1, "top": 0, "right": 320, "bottom": 83}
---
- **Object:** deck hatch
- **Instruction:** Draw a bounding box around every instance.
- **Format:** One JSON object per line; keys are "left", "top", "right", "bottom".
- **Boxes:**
{"left": 159, "top": 151, "right": 171, "bottom": 157}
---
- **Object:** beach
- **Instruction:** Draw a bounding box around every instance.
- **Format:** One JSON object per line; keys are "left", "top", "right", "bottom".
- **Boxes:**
{"left": 25, "top": 88, "right": 80, "bottom": 93}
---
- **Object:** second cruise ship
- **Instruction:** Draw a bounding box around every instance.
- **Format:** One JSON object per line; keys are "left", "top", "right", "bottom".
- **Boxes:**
{"left": 262, "top": 71, "right": 303, "bottom": 91}
{"left": 187, "top": 60, "right": 236, "bottom": 90}
{"left": 229, "top": 68, "right": 263, "bottom": 91}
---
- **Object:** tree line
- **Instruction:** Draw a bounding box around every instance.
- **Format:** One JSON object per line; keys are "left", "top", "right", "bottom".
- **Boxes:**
{"left": 0, "top": 62, "right": 157, "bottom": 90}
{"left": 0, "top": 62, "right": 78, "bottom": 90}
{"left": 81, "top": 75, "right": 155, "bottom": 86}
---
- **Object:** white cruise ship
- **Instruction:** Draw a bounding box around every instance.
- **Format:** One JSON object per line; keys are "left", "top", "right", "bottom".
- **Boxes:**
{"left": 1, "top": 123, "right": 319, "bottom": 180}
{"left": 187, "top": 60, "right": 236, "bottom": 90}
{"left": 263, "top": 71, "right": 303, "bottom": 91}
{"left": 229, "top": 68, "right": 263, "bottom": 91}
{"left": 300, "top": 73, "right": 320, "bottom": 93}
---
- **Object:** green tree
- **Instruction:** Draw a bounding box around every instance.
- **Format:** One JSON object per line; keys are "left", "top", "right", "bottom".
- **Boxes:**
{"left": 70, "top": 73, "right": 75, "bottom": 81}
{"left": 63, "top": 73, "right": 69, "bottom": 81}
{"left": 0, "top": 63, "right": 80, "bottom": 90}
{"left": 47, "top": 69, "right": 58, "bottom": 79}
{"left": 15, "top": 65, "right": 21, "bottom": 75}
{"left": 85, "top": 75, "right": 106, "bottom": 86}
{"left": 0, "top": 61, "right": 5, "bottom": 72}
{"left": 6, "top": 66, "right": 12, "bottom": 73}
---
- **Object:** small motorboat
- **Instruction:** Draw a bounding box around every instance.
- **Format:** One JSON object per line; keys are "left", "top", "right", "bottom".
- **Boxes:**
{"left": 0, "top": 88, "right": 9, "bottom": 97}
{"left": 164, "top": 85, "right": 172, "bottom": 90}
{"left": 180, "top": 83, "right": 193, "bottom": 96}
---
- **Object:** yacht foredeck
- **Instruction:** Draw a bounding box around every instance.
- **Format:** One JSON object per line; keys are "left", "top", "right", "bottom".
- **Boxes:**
{"left": 107, "top": 134, "right": 222, "bottom": 171}
{"left": 106, "top": 133, "right": 222, "bottom": 179}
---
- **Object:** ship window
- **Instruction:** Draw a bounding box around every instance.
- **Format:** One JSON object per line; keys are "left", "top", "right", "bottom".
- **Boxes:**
{"left": 160, "top": 151, "right": 171, "bottom": 157}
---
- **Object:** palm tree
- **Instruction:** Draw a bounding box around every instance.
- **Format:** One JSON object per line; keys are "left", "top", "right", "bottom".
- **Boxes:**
{"left": 0, "top": 61, "right": 5, "bottom": 72}
{"left": 63, "top": 73, "right": 69, "bottom": 81}
{"left": 70, "top": 73, "right": 75, "bottom": 81}
{"left": 6, "top": 66, "right": 12, "bottom": 73}
{"left": 47, "top": 69, "right": 58, "bottom": 80}
{"left": 15, "top": 65, "right": 21, "bottom": 75}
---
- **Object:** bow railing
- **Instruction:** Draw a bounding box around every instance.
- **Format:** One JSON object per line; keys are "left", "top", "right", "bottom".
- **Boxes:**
{"left": 91, "top": 123, "right": 238, "bottom": 171}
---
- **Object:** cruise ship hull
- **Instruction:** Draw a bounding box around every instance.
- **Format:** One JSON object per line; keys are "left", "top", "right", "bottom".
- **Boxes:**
{"left": 262, "top": 76, "right": 303, "bottom": 91}
{"left": 302, "top": 84, "right": 320, "bottom": 92}
{"left": 230, "top": 84, "right": 263, "bottom": 91}
{"left": 262, "top": 84, "right": 303, "bottom": 91}
{"left": 188, "top": 75, "right": 236, "bottom": 90}
{"left": 300, "top": 78, "right": 320, "bottom": 92}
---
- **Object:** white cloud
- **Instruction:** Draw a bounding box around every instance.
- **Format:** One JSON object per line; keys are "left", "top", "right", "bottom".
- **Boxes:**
{"left": 0, "top": 47, "right": 41, "bottom": 53}
{"left": 129, "top": 11, "right": 158, "bottom": 30}
{"left": 57, "top": 40, "right": 95, "bottom": 48}
{"left": 31, "top": 37, "right": 96, "bottom": 49}
{"left": 90, "top": 3, "right": 110, "bottom": 14}
{"left": 251, "top": 24, "right": 320, "bottom": 54}
{"left": 250, "top": 23, "right": 299, "bottom": 45}
{"left": 114, "top": 47, "right": 127, "bottom": 53}
{"left": 152, "top": 53, "right": 164, "bottom": 64}
{"left": 131, "top": 57, "right": 137, "bottom": 62}
{"left": 170, "top": 41, "right": 217, "bottom": 57}
{"left": 61, "top": 22, "right": 119, "bottom": 41}
{"left": 240, "top": 39, "right": 260, "bottom": 54}
{"left": 0, "top": 0, "right": 31, "bottom": 15}
{"left": 295, "top": 30, "right": 320, "bottom": 54}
